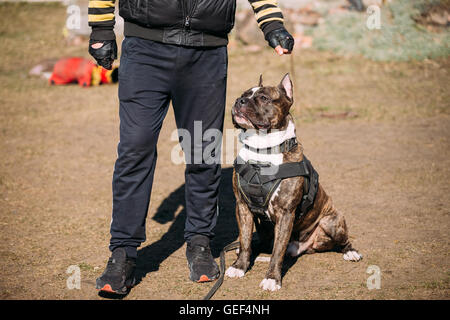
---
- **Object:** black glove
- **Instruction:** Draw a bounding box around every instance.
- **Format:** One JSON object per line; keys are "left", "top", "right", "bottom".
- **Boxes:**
{"left": 88, "top": 39, "right": 117, "bottom": 70}
{"left": 265, "top": 28, "right": 294, "bottom": 53}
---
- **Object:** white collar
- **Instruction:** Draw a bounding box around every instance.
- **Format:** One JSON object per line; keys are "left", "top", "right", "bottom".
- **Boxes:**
{"left": 237, "top": 120, "right": 297, "bottom": 166}
{"left": 239, "top": 120, "right": 296, "bottom": 150}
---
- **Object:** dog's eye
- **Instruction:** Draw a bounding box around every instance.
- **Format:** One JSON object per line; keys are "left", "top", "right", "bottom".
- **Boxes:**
{"left": 260, "top": 95, "right": 270, "bottom": 102}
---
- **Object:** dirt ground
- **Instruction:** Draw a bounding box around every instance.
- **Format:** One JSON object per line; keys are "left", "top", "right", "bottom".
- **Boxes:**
{"left": 0, "top": 3, "right": 449, "bottom": 300}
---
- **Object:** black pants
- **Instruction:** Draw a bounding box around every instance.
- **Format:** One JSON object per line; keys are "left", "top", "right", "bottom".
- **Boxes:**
{"left": 110, "top": 37, "right": 227, "bottom": 258}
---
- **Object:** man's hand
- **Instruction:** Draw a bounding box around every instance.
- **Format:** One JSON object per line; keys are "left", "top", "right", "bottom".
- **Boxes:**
{"left": 265, "top": 28, "right": 294, "bottom": 56}
{"left": 88, "top": 39, "right": 117, "bottom": 70}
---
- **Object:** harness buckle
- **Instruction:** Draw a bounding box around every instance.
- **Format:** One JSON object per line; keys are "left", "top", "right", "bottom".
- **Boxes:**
{"left": 303, "top": 193, "right": 313, "bottom": 203}
{"left": 247, "top": 159, "right": 272, "bottom": 167}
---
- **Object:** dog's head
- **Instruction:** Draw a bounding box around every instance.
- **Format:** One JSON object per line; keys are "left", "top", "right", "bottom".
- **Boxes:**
{"left": 231, "top": 73, "right": 293, "bottom": 131}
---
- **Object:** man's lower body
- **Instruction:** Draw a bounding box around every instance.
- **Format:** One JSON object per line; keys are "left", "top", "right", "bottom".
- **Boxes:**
{"left": 96, "top": 36, "right": 227, "bottom": 294}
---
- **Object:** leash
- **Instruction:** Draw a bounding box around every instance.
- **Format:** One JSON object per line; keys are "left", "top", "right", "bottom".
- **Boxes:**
{"left": 289, "top": 50, "right": 300, "bottom": 116}
{"left": 203, "top": 241, "right": 240, "bottom": 300}
{"left": 290, "top": 50, "right": 296, "bottom": 88}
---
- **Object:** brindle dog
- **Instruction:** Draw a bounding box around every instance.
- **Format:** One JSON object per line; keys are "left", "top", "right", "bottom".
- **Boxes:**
{"left": 226, "top": 74, "right": 362, "bottom": 291}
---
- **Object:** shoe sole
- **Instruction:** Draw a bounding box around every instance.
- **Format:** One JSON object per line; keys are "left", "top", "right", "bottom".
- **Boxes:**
{"left": 98, "top": 284, "right": 116, "bottom": 293}
{"left": 197, "top": 275, "right": 212, "bottom": 283}
{"left": 97, "top": 278, "right": 135, "bottom": 295}
{"left": 195, "top": 274, "right": 219, "bottom": 283}
{"left": 188, "top": 262, "right": 219, "bottom": 283}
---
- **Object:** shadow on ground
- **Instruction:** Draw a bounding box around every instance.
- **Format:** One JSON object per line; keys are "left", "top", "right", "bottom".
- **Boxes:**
{"left": 133, "top": 167, "right": 240, "bottom": 286}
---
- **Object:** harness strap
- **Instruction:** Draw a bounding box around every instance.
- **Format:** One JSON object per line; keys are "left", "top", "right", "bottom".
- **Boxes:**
{"left": 235, "top": 161, "right": 259, "bottom": 183}
{"left": 298, "top": 157, "right": 319, "bottom": 219}
{"left": 258, "top": 161, "right": 309, "bottom": 184}
{"left": 234, "top": 156, "right": 311, "bottom": 185}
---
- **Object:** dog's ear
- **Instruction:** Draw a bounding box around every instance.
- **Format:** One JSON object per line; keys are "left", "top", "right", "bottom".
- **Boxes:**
{"left": 278, "top": 73, "right": 293, "bottom": 100}
{"left": 258, "top": 74, "right": 263, "bottom": 87}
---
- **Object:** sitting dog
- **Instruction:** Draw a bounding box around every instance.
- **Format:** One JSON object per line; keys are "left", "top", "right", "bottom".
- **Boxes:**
{"left": 226, "top": 74, "right": 362, "bottom": 291}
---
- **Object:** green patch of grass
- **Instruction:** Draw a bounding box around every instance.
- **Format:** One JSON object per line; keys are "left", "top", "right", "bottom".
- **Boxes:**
{"left": 422, "top": 279, "right": 449, "bottom": 290}
{"left": 309, "top": 0, "right": 450, "bottom": 61}
{"left": 78, "top": 262, "right": 95, "bottom": 272}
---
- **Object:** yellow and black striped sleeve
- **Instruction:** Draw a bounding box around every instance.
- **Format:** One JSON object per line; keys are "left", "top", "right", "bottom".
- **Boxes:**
{"left": 248, "top": 0, "right": 285, "bottom": 37}
{"left": 88, "top": 0, "right": 116, "bottom": 40}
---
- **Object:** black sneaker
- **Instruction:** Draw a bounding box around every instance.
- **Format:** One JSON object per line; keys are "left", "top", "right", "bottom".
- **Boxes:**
{"left": 186, "top": 235, "right": 220, "bottom": 283}
{"left": 96, "top": 247, "right": 136, "bottom": 294}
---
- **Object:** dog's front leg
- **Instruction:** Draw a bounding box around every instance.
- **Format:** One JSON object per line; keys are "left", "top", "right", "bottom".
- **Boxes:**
{"left": 259, "top": 210, "right": 295, "bottom": 291}
{"left": 225, "top": 201, "right": 253, "bottom": 278}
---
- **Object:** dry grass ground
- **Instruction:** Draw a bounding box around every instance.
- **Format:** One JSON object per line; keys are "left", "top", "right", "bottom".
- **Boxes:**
{"left": 0, "top": 3, "right": 449, "bottom": 299}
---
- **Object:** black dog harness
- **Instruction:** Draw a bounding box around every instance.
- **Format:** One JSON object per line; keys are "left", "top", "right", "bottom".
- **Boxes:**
{"left": 234, "top": 138, "right": 319, "bottom": 221}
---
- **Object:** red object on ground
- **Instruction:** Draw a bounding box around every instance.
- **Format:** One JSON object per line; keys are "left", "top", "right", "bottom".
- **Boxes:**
{"left": 49, "top": 57, "right": 96, "bottom": 87}
{"left": 48, "top": 57, "right": 115, "bottom": 87}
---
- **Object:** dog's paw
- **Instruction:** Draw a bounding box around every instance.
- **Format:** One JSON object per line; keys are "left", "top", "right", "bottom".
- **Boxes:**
{"left": 343, "top": 250, "right": 363, "bottom": 262}
{"left": 259, "top": 278, "right": 281, "bottom": 291}
{"left": 255, "top": 256, "right": 271, "bottom": 262}
{"left": 225, "top": 266, "right": 245, "bottom": 278}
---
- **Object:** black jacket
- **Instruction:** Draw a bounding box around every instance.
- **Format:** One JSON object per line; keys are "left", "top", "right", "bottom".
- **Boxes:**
{"left": 89, "top": 0, "right": 285, "bottom": 47}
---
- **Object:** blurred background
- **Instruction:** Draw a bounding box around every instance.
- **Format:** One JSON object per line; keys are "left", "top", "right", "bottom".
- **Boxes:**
{"left": 0, "top": 0, "right": 448, "bottom": 299}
